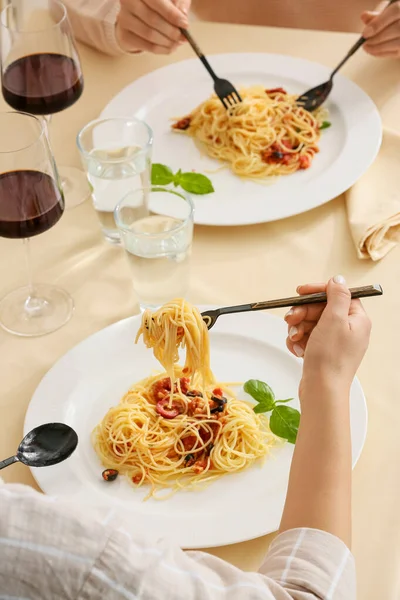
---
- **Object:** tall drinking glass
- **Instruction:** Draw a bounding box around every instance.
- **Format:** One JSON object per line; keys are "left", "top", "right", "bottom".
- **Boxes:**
{"left": 0, "top": 111, "right": 74, "bottom": 336}
{"left": 114, "top": 187, "right": 194, "bottom": 310}
{"left": 77, "top": 117, "right": 153, "bottom": 245}
{"left": 0, "top": 0, "right": 89, "bottom": 208}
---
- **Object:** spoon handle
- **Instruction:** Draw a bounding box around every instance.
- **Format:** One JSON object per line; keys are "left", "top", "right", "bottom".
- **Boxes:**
{"left": 331, "top": 37, "right": 365, "bottom": 77}
{"left": 332, "top": 0, "right": 398, "bottom": 77}
{"left": 0, "top": 455, "right": 19, "bottom": 470}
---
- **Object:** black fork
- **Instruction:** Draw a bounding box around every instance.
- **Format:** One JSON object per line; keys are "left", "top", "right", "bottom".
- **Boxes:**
{"left": 201, "top": 284, "right": 383, "bottom": 330}
{"left": 180, "top": 29, "right": 242, "bottom": 110}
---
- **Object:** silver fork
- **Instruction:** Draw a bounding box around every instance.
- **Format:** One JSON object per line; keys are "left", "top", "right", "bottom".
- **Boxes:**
{"left": 180, "top": 28, "right": 242, "bottom": 110}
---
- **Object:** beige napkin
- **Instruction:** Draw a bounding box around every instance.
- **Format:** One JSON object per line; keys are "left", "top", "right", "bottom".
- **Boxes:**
{"left": 346, "top": 128, "right": 400, "bottom": 261}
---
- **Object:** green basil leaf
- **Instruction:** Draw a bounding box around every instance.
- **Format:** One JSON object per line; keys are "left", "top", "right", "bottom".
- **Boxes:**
{"left": 151, "top": 163, "right": 174, "bottom": 185}
{"left": 320, "top": 121, "right": 331, "bottom": 130}
{"left": 244, "top": 379, "right": 275, "bottom": 411}
{"left": 178, "top": 172, "right": 214, "bottom": 195}
{"left": 253, "top": 403, "right": 270, "bottom": 414}
{"left": 275, "top": 398, "right": 294, "bottom": 404}
{"left": 269, "top": 406, "right": 300, "bottom": 444}
{"left": 173, "top": 169, "right": 182, "bottom": 187}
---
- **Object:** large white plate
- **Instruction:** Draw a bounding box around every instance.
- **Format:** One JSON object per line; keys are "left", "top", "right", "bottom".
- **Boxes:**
{"left": 101, "top": 53, "right": 382, "bottom": 226}
{"left": 24, "top": 311, "right": 367, "bottom": 548}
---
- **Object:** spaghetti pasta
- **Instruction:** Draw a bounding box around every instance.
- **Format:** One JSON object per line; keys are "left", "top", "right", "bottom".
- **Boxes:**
{"left": 136, "top": 299, "right": 214, "bottom": 387}
{"left": 93, "top": 299, "right": 276, "bottom": 500}
{"left": 172, "top": 86, "right": 329, "bottom": 179}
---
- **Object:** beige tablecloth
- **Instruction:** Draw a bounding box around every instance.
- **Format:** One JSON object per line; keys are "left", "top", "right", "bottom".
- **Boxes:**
{"left": 0, "top": 23, "right": 400, "bottom": 600}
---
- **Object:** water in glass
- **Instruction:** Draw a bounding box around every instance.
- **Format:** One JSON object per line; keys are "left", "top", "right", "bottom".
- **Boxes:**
{"left": 115, "top": 188, "right": 194, "bottom": 310}
{"left": 86, "top": 146, "right": 150, "bottom": 244}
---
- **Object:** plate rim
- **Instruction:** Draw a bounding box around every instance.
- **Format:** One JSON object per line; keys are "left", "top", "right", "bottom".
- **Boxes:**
{"left": 100, "top": 52, "right": 382, "bottom": 226}
{"left": 24, "top": 309, "right": 368, "bottom": 548}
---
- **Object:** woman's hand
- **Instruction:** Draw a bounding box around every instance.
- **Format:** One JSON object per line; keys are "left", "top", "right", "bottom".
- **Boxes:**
{"left": 285, "top": 277, "right": 371, "bottom": 401}
{"left": 116, "top": 0, "right": 191, "bottom": 54}
{"left": 362, "top": 1, "right": 400, "bottom": 58}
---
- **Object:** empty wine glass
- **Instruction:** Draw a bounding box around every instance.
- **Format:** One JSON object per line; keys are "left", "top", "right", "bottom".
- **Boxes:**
{"left": 0, "top": 0, "right": 90, "bottom": 209}
{"left": 0, "top": 111, "right": 74, "bottom": 336}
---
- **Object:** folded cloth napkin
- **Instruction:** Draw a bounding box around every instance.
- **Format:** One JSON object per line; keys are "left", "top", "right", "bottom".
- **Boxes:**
{"left": 346, "top": 128, "right": 400, "bottom": 261}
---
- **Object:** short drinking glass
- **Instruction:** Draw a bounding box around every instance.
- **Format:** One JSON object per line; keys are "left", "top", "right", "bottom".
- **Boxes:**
{"left": 114, "top": 187, "right": 194, "bottom": 310}
{"left": 77, "top": 117, "right": 153, "bottom": 245}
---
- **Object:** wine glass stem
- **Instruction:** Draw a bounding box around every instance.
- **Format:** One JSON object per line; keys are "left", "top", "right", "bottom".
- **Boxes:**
{"left": 42, "top": 115, "right": 53, "bottom": 148}
{"left": 42, "top": 115, "right": 69, "bottom": 192}
{"left": 24, "top": 238, "right": 35, "bottom": 303}
{"left": 24, "top": 238, "right": 34, "bottom": 297}
{"left": 23, "top": 238, "right": 46, "bottom": 315}
{"left": 43, "top": 114, "right": 53, "bottom": 128}
{"left": 24, "top": 238, "right": 48, "bottom": 319}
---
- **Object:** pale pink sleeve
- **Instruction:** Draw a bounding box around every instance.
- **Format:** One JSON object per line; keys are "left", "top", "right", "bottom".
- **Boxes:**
{"left": 63, "top": 0, "right": 126, "bottom": 56}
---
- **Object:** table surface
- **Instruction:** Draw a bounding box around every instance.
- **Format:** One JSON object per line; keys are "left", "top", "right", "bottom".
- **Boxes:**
{"left": 1, "top": 22, "right": 400, "bottom": 600}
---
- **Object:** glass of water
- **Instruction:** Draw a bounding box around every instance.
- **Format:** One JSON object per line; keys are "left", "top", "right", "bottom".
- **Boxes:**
{"left": 77, "top": 117, "right": 153, "bottom": 244}
{"left": 114, "top": 187, "right": 194, "bottom": 310}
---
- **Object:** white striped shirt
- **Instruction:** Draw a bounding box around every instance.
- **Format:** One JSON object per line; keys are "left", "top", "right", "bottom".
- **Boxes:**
{"left": 0, "top": 482, "right": 355, "bottom": 599}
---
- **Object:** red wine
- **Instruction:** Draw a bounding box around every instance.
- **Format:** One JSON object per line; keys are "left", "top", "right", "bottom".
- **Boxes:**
{"left": 0, "top": 170, "right": 64, "bottom": 239}
{"left": 2, "top": 53, "right": 83, "bottom": 115}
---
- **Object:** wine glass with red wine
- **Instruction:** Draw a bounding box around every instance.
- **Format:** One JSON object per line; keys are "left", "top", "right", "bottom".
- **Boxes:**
{"left": 0, "top": 0, "right": 90, "bottom": 209}
{"left": 0, "top": 111, "right": 74, "bottom": 336}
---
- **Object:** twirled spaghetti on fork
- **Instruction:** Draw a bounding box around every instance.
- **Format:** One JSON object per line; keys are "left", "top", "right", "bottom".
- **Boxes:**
{"left": 93, "top": 299, "right": 276, "bottom": 500}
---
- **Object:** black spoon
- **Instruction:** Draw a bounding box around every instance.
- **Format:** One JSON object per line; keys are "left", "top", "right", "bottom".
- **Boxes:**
{"left": 0, "top": 423, "right": 78, "bottom": 470}
{"left": 297, "top": 0, "right": 398, "bottom": 112}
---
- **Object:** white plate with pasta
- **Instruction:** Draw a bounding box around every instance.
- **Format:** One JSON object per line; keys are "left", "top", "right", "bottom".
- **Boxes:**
{"left": 24, "top": 307, "right": 367, "bottom": 549}
{"left": 100, "top": 53, "right": 382, "bottom": 226}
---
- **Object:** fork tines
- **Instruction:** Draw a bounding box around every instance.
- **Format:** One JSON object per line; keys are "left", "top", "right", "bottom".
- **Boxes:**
{"left": 221, "top": 91, "right": 242, "bottom": 109}
{"left": 215, "top": 79, "right": 242, "bottom": 110}
{"left": 179, "top": 28, "right": 242, "bottom": 111}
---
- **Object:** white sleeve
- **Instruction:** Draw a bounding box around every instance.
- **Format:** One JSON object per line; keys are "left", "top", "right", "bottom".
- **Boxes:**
{"left": 63, "top": 0, "right": 126, "bottom": 56}
{"left": 0, "top": 483, "right": 355, "bottom": 600}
